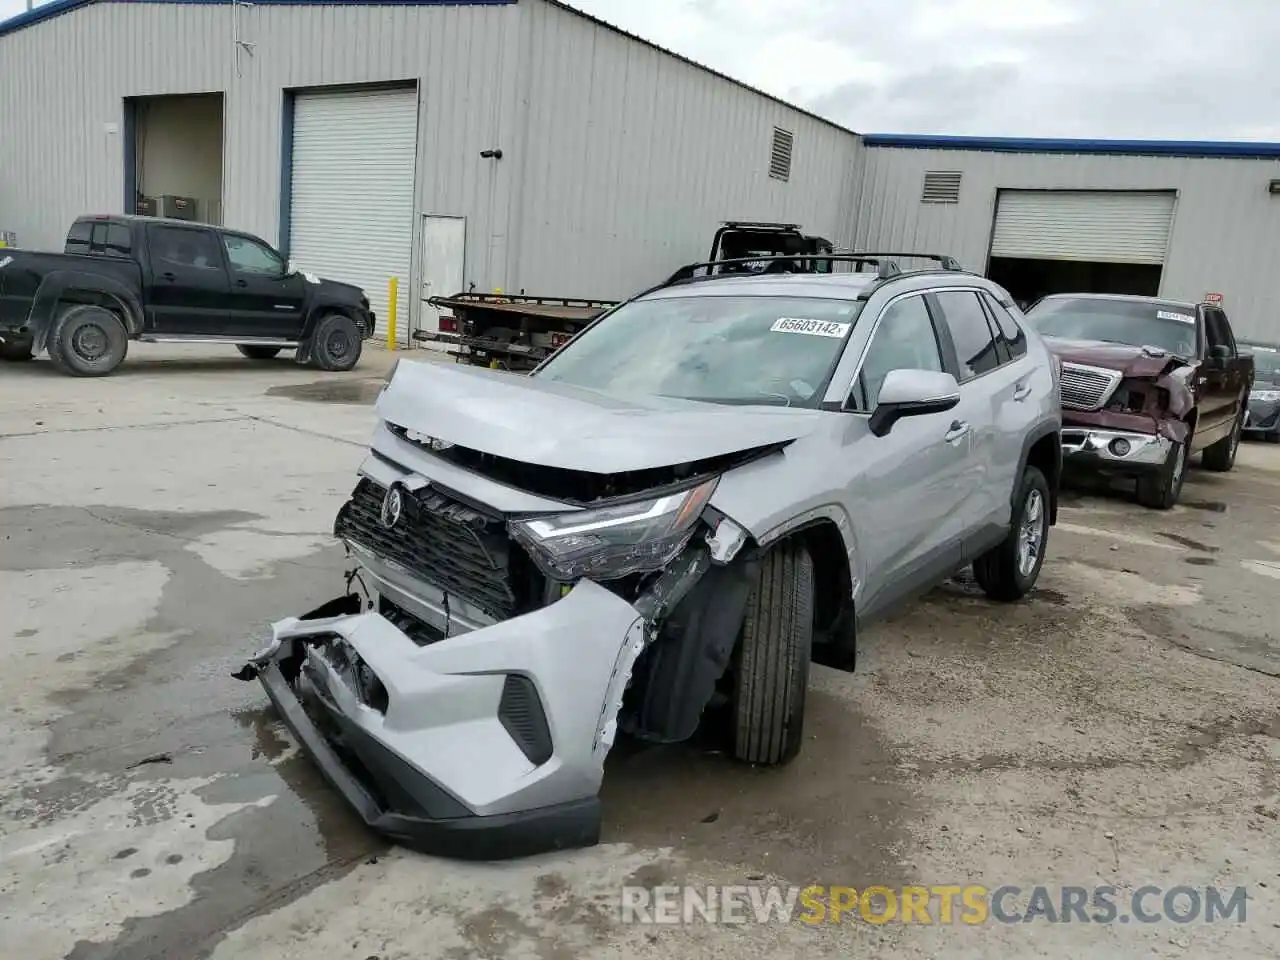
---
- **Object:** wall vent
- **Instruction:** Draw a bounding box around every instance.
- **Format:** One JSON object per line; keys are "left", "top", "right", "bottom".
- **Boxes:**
{"left": 921, "top": 170, "right": 962, "bottom": 203}
{"left": 769, "top": 127, "right": 794, "bottom": 181}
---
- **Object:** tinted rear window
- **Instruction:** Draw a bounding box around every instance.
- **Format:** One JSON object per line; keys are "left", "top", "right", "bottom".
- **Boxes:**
{"left": 65, "top": 220, "right": 93, "bottom": 254}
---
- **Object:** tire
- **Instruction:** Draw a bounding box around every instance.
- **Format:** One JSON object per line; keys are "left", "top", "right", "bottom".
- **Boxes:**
{"left": 0, "top": 337, "right": 34, "bottom": 362}
{"left": 731, "top": 541, "right": 814, "bottom": 766}
{"left": 974, "top": 465, "right": 1051, "bottom": 601}
{"left": 1202, "top": 411, "right": 1242, "bottom": 471}
{"left": 310, "top": 314, "right": 363, "bottom": 372}
{"left": 47, "top": 305, "right": 128, "bottom": 377}
{"left": 237, "top": 345, "right": 283, "bottom": 360}
{"left": 1135, "top": 438, "right": 1188, "bottom": 510}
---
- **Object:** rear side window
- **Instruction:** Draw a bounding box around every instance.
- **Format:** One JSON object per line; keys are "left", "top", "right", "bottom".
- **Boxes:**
{"left": 980, "top": 291, "right": 1028, "bottom": 360}
{"left": 65, "top": 220, "right": 93, "bottom": 254}
{"left": 933, "top": 290, "right": 1001, "bottom": 380}
{"left": 148, "top": 225, "right": 223, "bottom": 271}
{"left": 88, "top": 223, "right": 133, "bottom": 259}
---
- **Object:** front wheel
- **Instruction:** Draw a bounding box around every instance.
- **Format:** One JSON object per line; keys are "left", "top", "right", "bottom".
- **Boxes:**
{"left": 974, "top": 465, "right": 1051, "bottom": 601}
{"left": 310, "top": 314, "right": 363, "bottom": 372}
{"left": 237, "top": 345, "right": 282, "bottom": 360}
{"left": 1202, "top": 412, "right": 1242, "bottom": 471}
{"left": 731, "top": 541, "right": 813, "bottom": 766}
{"left": 1135, "top": 438, "right": 1187, "bottom": 510}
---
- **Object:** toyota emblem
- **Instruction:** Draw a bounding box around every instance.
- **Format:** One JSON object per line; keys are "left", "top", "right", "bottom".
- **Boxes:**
{"left": 380, "top": 484, "right": 404, "bottom": 529}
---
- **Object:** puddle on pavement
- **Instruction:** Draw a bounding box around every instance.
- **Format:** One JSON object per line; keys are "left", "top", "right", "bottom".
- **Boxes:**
{"left": 601, "top": 691, "right": 912, "bottom": 885}
{"left": 266, "top": 379, "right": 384, "bottom": 405}
{"left": 1157, "top": 532, "right": 1220, "bottom": 552}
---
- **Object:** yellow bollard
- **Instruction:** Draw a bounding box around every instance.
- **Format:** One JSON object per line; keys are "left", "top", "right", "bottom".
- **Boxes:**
{"left": 387, "top": 277, "right": 398, "bottom": 351}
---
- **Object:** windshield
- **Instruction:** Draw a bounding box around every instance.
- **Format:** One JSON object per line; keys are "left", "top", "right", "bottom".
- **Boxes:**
{"left": 535, "top": 295, "right": 863, "bottom": 407}
{"left": 1244, "top": 344, "right": 1280, "bottom": 381}
{"left": 1025, "top": 297, "right": 1198, "bottom": 358}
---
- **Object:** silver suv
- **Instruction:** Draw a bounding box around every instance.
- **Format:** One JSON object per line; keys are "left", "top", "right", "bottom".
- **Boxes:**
{"left": 239, "top": 253, "right": 1063, "bottom": 860}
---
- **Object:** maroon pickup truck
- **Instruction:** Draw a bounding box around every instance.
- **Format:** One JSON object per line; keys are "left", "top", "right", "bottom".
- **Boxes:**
{"left": 1023, "top": 294, "right": 1254, "bottom": 510}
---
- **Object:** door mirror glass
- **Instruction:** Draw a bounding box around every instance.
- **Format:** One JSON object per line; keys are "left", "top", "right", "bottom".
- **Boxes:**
{"left": 868, "top": 369, "right": 961, "bottom": 437}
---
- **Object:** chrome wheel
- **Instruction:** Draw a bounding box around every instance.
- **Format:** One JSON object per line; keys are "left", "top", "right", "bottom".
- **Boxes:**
{"left": 1017, "top": 488, "right": 1046, "bottom": 579}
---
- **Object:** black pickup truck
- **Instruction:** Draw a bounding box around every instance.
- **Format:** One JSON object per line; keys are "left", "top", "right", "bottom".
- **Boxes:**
{"left": 0, "top": 214, "right": 375, "bottom": 377}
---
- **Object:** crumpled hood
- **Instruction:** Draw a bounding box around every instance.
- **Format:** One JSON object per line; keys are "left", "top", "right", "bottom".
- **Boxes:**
{"left": 376, "top": 359, "right": 821, "bottom": 473}
{"left": 1043, "top": 336, "right": 1188, "bottom": 378}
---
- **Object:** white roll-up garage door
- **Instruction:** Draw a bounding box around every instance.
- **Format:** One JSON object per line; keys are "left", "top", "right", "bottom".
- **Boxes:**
{"left": 990, "top": 190, "right": 1176, "bottom": 264}
{"left": 289, "top": 86, "right": 418, "bottom": 339}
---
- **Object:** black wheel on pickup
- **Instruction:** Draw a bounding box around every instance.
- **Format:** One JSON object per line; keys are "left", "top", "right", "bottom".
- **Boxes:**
{"left": 1202, "top": 411, "right": 1242, "bottom": 471}
{"left": 0, "top": 336, "right": 35, "bottom": 362}
{"left": 311, "top": 314, "right": 363, "bottom": 372}
{"left": 1135, "top": 436, "right": 1188, "bottom": 510}
{"left": 237, "top": 345, "right": 283, "bottom": 360}
{"left": 974, "top": 464, "right": 1052, "bottom": 600}
{"left": 47, "top": 305, "right": 128, "bottom": 377}
{"left": 731, "top": 540, "right": 813, "bottom": 767}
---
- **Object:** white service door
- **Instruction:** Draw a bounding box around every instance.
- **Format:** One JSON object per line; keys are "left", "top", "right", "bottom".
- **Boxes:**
{"left": 419, "top": 215, "right": 466, "bottom": 350}
{"left": 990, "top": 190, "right": 1176, "bottom": 265}
{"left": 289, "top": 86, "right": 418, "bottom": 341}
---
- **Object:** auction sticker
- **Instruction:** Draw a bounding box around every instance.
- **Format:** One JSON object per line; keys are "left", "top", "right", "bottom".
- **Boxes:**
{"left": 771, "top": 317, "right": 851, "bottom": 338}
{"left": 1156, "top": 310, "right": 1195, "bottom": 324}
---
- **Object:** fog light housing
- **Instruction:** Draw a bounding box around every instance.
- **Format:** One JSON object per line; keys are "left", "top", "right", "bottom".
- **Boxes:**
{"left": 1109, "top": 438, "right": 1131, "bottom": 457}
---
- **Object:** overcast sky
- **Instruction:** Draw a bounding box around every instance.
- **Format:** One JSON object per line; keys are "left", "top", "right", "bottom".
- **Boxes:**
{"left": 2, "top": 0, "right": 1272, "bottom": 139}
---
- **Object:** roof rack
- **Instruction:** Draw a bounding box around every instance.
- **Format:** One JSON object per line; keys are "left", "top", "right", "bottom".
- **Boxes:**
{"left": 829, "top": 250, "right": 966, "bottom": 272}
{"left": 662, "top": 254, "right": 902, "bottom": 287}
{"left": 720, "top": 220, "right": 803, "bottom": 231}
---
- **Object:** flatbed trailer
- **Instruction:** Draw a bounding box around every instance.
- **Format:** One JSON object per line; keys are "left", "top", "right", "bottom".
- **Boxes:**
{"left": 413, "top": 293, "right": 618, "bottom": 371}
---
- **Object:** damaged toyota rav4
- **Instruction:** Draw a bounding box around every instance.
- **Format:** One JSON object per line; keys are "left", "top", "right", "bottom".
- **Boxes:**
{"left": 237, "top": 253, "right": 1062, "bottom": 860}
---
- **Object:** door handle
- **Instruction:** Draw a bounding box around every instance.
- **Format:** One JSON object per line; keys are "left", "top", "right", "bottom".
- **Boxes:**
{"left": 1012, "top": 381, "right": 1032, "bottom": 401}
{"left": 944, "top": 420, "right": 970, "bottom": 443}
{"left": 161, "top": 271, "right": 176, "bottom": 281}
{"left": 235, "top": 278, "right": 248, "bottom": 288}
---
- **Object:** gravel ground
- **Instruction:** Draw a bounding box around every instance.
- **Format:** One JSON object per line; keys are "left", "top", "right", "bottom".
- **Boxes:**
{"left": 1, "top": 343, "right": 1277, "bottom": 960}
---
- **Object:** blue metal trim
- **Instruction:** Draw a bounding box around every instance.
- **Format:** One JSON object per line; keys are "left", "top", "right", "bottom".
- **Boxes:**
{"left": 122, "top": 97, "right": 137, "bottom": 214}
{"left": 278, "top": 89, "right": 294, "bottom": 257}
{"left": 1, "top": 0, "right": 514, "bottom": 38}
{"left": 862, "top": 133, "right": 1280, "bottom": 160}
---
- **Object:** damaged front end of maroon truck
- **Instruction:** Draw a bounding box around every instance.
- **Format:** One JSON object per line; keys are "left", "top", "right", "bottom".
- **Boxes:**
{"left": 1023, "top": 294, "right": 1251, "bottom": 510}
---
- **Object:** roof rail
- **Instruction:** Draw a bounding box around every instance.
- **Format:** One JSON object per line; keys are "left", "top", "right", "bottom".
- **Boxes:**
{"left": 831, "top": 250, "right": 966, "bottom": 272}
{"left": 720, "top": 220, "right": 803, "bottom": 231}
{"left": 662, "top": 254, "right": 902, "bottom": 287}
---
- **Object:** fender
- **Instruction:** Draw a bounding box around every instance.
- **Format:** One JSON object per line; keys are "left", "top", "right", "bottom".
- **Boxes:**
{"left": 1014, "top": 418, "right": 1063, "bottom": 525}
{"left": 28, "top": 271, "right": 144, "bottom": 353}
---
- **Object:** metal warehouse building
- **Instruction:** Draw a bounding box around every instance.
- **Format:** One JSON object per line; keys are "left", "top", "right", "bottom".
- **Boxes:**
{"left": 0, "top": 0, "right": 862, "bottom": 339}
{"left": 853, "top": 135, "right": 1280, "bottom": 341}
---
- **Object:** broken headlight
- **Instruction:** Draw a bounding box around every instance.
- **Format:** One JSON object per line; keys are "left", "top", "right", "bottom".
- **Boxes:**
{"left": 509, "top": 478, "right": 718, "bottom": 581}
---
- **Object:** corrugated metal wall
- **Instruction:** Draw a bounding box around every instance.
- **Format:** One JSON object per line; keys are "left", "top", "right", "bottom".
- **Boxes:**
{"left": 855, "top": 146, "right": 1280, "bottom": 341}
{"left": 0, "top": 1, "right": 518, "bottom": 319}
{"left": 508, "top": 0, "right": 862, "bottom": 300}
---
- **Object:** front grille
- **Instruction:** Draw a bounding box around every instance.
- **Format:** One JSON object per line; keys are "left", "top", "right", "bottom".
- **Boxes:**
{"left": 1060, "top": 362, "right": 1122, "bottom": 411}
{"left": 335, "top": 477, "right": 520, "bottom": 620}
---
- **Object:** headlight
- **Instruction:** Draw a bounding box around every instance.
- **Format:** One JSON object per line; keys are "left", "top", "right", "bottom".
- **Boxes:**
{"left": 509, "top": 478, "right": 718, "bottom": 581}
{"left": 1252, "top": 389, "right": 1280, "bottom": 402}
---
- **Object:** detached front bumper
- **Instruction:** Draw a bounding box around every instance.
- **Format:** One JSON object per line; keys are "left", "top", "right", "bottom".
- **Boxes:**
{"left": 1061, "top": 426, "right": 1171, "bottom": 477}
{"left": 240, "top": 580, "right": 648, "bottom": 860}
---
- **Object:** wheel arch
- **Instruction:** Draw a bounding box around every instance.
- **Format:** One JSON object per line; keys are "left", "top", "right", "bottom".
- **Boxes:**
{"left": 1016, "top": 421, "right": 1062, "bottom": 526}
{"left": 31, "top": 272, "right": 143, "bottom": 352}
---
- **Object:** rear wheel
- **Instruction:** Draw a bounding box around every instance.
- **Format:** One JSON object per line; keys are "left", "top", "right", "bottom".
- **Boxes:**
{"left": 47, "top": 305, "right": 128, "bottom": 377}
{"left": 1202, "top": 412, "right": 1242, "bottom": 471}
{"left": 237, "top": 345, "right": 283, "bottom": 360}
{"left": 731, "top": 541, "right": 813, "bottom": 766}
{"left": 0, "top": 336, "right": 34, "bottom": 362}
{"left": 310, "top": 314, "right": 363, "bottom": 372}
{"left": 1135, "top": 438, "right": 1187, "bottom": 510}
{"left": 974, "top": 465, "right": 1051, "bottom": 601}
